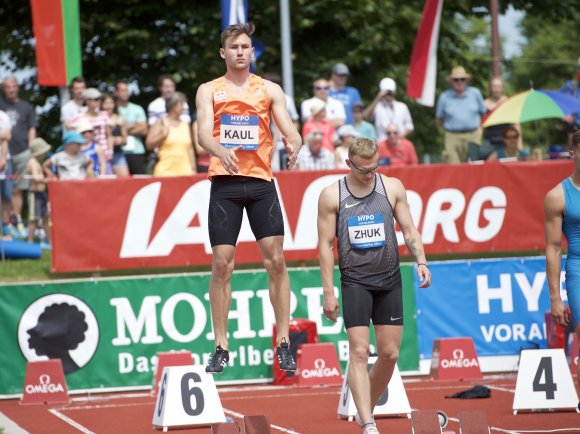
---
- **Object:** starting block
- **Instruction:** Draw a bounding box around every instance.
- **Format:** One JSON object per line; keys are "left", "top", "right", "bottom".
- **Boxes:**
{"left": 430, "top": 337, "right": 482, "bottom": 381}
{"left": 152, "top": 351, "right": 194, "bottom": 396}
{"left": 513, "top": 349, "right": 579, "bottom": 414}
{"left": 411, "top": 410, "right": 443, "bottom": 434}
{"left": 21, "top": 359, "right": 70, "bottom": 405}
{"left": 243, "top": 415, "right": 271, "bottom": 434}
{"left": 458, "top": 410, "right": 490, "bottom": 434}
{"left": 211, "top": 422, "right": 241, "bottom": 434}
{"left": 338, "top": 357, "right": 411, "bottom": 419}
{"left": 296, "top": 343, "right": 342, "bottom": 386}
{"left": 152, "top": 365, "right": 225, "bottom": 431}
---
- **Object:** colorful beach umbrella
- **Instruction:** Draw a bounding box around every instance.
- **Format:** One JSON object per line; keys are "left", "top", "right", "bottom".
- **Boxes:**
{"left": 482, "top": 89, "right": 580, "bottom": 127}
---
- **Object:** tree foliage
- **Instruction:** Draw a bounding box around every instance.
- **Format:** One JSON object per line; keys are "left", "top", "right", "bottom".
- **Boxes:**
{"left": 1, "top": 0, "right": 577, "bottom": 155}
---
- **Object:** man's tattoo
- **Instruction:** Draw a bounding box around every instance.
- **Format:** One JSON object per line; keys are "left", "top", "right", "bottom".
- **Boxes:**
{"left": 404, "top": 235, "right": 423, "bottom": 259}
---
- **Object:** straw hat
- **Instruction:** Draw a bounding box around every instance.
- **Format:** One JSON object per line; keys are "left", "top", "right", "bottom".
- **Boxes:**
{"left": 447, "top": 66, "right": 471, "bottom": 80}
{"left": 30, "top": 137, "right": 51, "bottom": 157}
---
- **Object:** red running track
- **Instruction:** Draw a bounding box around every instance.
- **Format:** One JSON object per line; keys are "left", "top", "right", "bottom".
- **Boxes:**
{"left": 1, "top": 374, "right": 579, "bottom": 434}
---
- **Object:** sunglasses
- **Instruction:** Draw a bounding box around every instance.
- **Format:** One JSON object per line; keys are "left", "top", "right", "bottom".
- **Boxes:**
{"left": 314, "top": 86, "right": 330, "bottom": 91}
{"left": 387, "top": 131, "right": 399, "bottom": 135}
{"left": 504, "top": 135, "right": 519, "bottom": 139}
{"left": 452, "top": 78, "right": 466, "bottom": 82}
{"left": 349, "top": 159, "right": 378, "bottom": 174}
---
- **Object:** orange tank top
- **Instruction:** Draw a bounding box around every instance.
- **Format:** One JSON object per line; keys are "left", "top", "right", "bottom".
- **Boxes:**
{"left": 209, "top": 74, "right": 273, "bottom": 181}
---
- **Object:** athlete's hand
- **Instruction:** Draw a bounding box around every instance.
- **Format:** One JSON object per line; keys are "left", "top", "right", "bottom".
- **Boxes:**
{"left": 282, "top": 136, "right": 299, "bottom": 170}
{"left": 417, "top": 264, "right": 431, "bottom": 288}
{"left": 217, "top": 146, "right": 240, "bottom": 175}
{"left": 551, "top": 298, "right": 570, "bottom": 327}
{"left": 323, "top": 293, "right": 340, "bottom": 322}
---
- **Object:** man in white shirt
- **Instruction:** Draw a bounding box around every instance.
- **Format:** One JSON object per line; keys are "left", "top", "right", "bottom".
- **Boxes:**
{"left": 147, "top": 74, "right": 191, "bottom": 125}
{"left": 61, "top": 76, "right": 87, "bottom": 131}
{"left": 301, "top": 78, "right": 345, "bottom": 128}
{"left": 364, "top": 77, "right": 414, "bottom": 142}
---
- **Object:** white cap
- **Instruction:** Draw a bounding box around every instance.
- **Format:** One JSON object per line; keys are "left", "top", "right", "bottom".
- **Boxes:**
{"left": 310, "top": 98, "right": 326, "bottom": 115}
{"left": 379, "top": 77, "right": 396, "bottom": 92}
{"left": 337, "top": 124, "right": 361, "bottom": 138}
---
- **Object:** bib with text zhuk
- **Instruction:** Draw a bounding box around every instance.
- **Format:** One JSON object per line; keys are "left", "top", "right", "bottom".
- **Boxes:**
{"left": 220, "top": 114, "right": 259, "bottom": 150}
{"left": 347, "top": 214, "right": 386, "bottom": 249}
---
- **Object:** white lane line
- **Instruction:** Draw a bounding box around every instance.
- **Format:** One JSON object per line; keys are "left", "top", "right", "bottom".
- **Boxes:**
{"left": 486, "top": 384, "right": 516, "bottom": 393}
{"left": 223, "top": 408, "right": 300, "bottom": 434}
{"left": 48, "top": 409, "right": 95, "bottom": 434}
{"left": 0, "top": 411, "right": 30, "bottom": 434}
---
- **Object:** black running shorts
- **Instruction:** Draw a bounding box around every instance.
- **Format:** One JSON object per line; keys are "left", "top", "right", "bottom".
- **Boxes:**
{"left": 341, "top": 284, "right": 403, "bottom": 329}
{"left": 208, "top": 175, "right": 285, "bottom": 247}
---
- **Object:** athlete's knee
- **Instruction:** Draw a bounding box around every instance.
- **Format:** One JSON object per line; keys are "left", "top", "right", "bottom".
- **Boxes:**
{"left": 350, "top": 344, "right": 371, "bottom": 364}
{"left": 376, "top": 344, "right": 399, "bottom": 364}
{"left": 263, "top": 252, "right": 286, "bottom": 276}
{"left": 212, "top": 255, "right": 235, "bottom": 278}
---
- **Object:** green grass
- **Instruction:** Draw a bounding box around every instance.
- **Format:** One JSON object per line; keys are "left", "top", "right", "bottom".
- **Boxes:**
{"left": 0, "top": 250, "right": 548, "bottom": 284}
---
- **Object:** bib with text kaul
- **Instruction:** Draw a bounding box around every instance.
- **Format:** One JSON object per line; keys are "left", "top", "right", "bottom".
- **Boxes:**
{"left": 220, "top": 114, "right": 259, "bottom": 150}
{"left": 347, "top": 214, "right": 385, "bottom": 249}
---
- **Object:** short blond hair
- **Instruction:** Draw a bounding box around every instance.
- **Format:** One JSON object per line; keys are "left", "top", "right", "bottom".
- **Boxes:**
{"left": 348, "top": 137, "right": 378, "bottom": 160}
{"left": 221, "top": 22, "right": 255, "bottom": 47}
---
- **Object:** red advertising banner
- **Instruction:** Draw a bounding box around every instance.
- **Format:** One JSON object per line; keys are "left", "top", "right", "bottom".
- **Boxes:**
{"left": 49, "top": 161, "right": 572, "bottom": 273}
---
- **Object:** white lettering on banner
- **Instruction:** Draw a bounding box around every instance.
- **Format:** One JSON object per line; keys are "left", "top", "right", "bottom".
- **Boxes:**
{"left": 464, "top": 187, "right": 506, "bottom": 242}
{"left": 301, "top": 358, "right": 341, "bottom": 379}
{"left": 256, "top": 289, "right": 276, "bottom": 338}
{"left": 161, "top": 293, "right": 207, "bottom": 343}
{"left": 229, "top": 290, "right": 256, "bottom": 339}
{"left": 514, "top": 272, "right": 545, "bottom": 312}
{"left": 119, "top": 179, "right": 508, "bottom": 260}
{"left": 421, "top": 188, "right": 465, "bottom": 243}
{"left": 25, "top": 374, "right": 65, "bottom": 394}
{"left": 477, "top": 274, "right": 513, "bottom": 314}
{"left": 481, "top": 322, "right": 546, "bottom": 343}
{"left": 111, "top": 296, "right": 163, "bottom": 345}
{"left": 477, "top": 272, "right": 547, "bottom": 314}
{"left": 301, "top": 287, "right": 344, "bottom": 335}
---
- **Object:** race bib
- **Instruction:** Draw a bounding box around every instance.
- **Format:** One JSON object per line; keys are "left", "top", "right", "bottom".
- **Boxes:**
{"left": 220, "top": 114, "right": 259, "bottom": 150}
{"left": 347, "top": 214, "right": 386, "bottom": 249}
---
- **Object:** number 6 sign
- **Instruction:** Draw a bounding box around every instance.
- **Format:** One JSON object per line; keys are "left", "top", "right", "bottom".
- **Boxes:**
{"left": 513, "top": 349, "right": 579, "bottom": 414}
{"left": 153, "top": 366, "right": 226, "bottom": 431}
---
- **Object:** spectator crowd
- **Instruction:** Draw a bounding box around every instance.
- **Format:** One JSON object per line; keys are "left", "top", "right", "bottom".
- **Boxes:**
{"left": 1, "top": 57, "right": 579, "bottom": 248}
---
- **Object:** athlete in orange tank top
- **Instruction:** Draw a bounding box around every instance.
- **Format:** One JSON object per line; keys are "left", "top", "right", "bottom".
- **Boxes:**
{"left": 209, "top": 74, "right": 273, "bottom": 181}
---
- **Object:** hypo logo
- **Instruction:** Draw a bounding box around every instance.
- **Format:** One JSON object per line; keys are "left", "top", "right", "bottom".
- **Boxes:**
{"left": 18, "top": 294, "right": 99, "bottom": 374}
{"left": 301, "top": 358, "right": 341, "bottom": 379}
{"left": 25, "top": 373, "right": 65, "bottom": 395}
{"left": 441, "top": 348, "right": 479, "bottom": 369}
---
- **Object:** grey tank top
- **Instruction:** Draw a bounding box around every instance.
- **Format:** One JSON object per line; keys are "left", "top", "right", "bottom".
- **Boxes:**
{"left": 337, "top": 174, "right": 402, "bottom": 291}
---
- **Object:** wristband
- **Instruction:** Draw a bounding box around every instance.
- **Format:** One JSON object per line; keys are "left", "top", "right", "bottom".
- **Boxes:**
{"left": 417, "top": 263, "right": 429, "bottom": 268}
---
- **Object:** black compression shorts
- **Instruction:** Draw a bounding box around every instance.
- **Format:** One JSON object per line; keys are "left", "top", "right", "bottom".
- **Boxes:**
{"left": 208, "top": 175, "right": 285, "bottom": 247}
{"left": 341, "top": 284, "right": 403, "bottom": 329}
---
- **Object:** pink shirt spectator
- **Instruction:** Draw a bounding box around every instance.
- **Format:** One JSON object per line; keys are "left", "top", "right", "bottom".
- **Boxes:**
{"left": 72, "top": 111, "right": 110, "bottom": 155}
{"left": 302, "top": 120, "right": 336, "bottom": 152}
{"left": 377, "top": 138, "right": 419, "bottom": 167}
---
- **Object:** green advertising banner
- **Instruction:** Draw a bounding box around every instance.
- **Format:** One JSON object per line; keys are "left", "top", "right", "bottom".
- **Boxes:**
{"left": 0, "top": 266, "right": 419, "bottom": 396}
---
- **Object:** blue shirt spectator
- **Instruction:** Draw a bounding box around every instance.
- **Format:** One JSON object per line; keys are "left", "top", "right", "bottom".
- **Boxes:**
{"left": 329, "top": 63, "right": 362, "bottom": 125}
{"left": 560, "top": 57, "right": 580, "bottom": 129}
{"left": 436, "top": 87, "right": 486, "bottom": 132}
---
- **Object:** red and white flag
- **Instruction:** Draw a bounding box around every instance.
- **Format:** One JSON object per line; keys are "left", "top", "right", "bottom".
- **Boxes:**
{"left": 406, "top": 0, "right": 443, "bottom": 107}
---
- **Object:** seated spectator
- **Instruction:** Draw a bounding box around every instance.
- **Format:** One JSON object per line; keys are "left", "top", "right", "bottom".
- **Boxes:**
{"left": 76, "top": 118, "right": 106, "bottom": 177}
{"left": 26, "top": 138, "right": 51, "bottom": 248}
{"left": 335, "top": 124, "right": 361, "bottom": 169}
{"left": 44, "top": 131, "right": 94, "bottom": 180}
{"left": 301, "top": 98, "right": 338, "bottom": 152}
{"left": 352, "top": 102, "right": 376, "bottom": 140}
{"left": 102, "top": 93, "right": 129, "bottom": 177}
{"left": 146, "top": 92, "right": 196, "bottom": 176}
{"left": 296, "top": 131, "right": 335, "bottom": 171}
{"left": 301, "top": 78, "right": 346, "bottom": 128}
{"left": 377, "top": 123, "right": 419, "bottom": 167}
{"left": 486, "top": 126, "right": 529, "bottom": 162}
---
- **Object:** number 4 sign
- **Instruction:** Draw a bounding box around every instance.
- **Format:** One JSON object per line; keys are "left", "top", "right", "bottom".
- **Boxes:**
{"left": 513, "top": 349, "right": 579, "bottom": 414}
{"left": 152, "top": 366, "right": 226, "bottom": 431}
